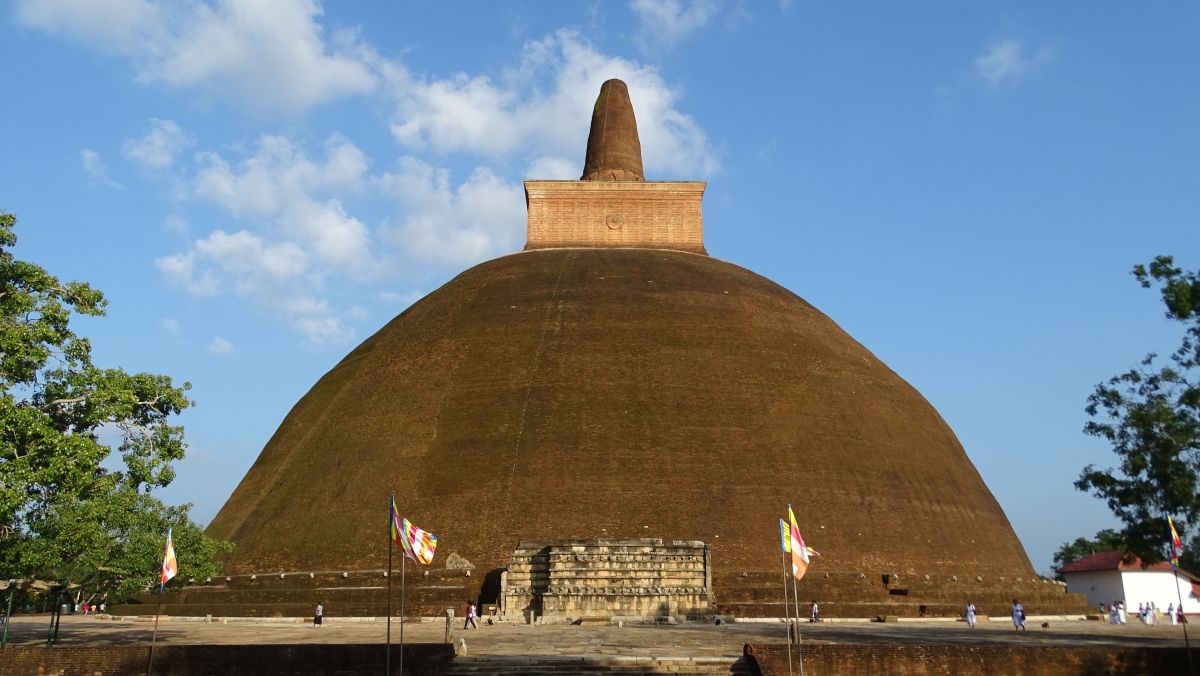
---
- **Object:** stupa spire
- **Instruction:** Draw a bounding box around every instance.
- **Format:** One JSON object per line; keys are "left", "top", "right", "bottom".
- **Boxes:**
{"left": 581, "top": 79, "right": 645, "bottom": 181}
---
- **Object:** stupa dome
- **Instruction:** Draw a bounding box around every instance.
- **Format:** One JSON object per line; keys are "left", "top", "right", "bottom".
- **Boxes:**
{"left": 208, "top": 247, "right": 1032, "bottom": 579}
{"left": 191, "top": 80, "right": 1084, "bottom": 620}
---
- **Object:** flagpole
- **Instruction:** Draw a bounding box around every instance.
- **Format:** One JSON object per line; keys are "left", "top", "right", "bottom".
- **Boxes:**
{"left": 146, "top": 587, "right": 163, "bottom": 676}
{"left": 148, "top": 528, "right": 174, "bottom": 676}
{"left": 791, "top": 572, "right": 804, "bottom": 676}
{"left": 787, "top": 504, "right": 804, "bottom": 676}
{"left": 387, "top": 495, "right": 394, "bottom": 676}
{"left": 400, "top": 551, "right": 407, "bottom": 676}
{"left": 1173, "top": 566, "right": 1195, "bottom": 676}
{"left": 781, "top": 548, "right": 793, "bottom": 676}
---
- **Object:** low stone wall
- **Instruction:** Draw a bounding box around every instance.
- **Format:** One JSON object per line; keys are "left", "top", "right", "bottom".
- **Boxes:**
{"left": 715, "top": 570, "right": 1090, "bottom": 619}
{"left": 745, "top": 643, "right": 1191, "bottom": 675}
{"left": 0, "top": 643, "right": 454, "bottom": 675}
{"left": 109, "top": 568, "right": 476, "bottom": 619}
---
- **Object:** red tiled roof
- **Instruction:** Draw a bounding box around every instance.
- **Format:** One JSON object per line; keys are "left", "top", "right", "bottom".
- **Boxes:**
{"left": 1058, "top": 550, "right": 1190, "bottom": 576}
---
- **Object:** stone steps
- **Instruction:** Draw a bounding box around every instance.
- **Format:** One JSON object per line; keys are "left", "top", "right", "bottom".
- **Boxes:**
{"left": 446, "top": 655, "right": 756, "bottom": 675}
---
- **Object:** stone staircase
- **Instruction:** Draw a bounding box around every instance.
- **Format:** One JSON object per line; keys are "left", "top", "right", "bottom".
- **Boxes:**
{"left": 447, "top": 655, "right": 757, "bottom": 675}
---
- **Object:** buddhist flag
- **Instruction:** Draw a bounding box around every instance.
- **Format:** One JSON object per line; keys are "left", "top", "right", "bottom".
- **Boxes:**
{"left": 399, "top": 517, "right": 438, "bottom": 565}
{"left": 779, "top": 518, "right": 791, "bottom": 553}
{"left": 788, "top": 504, "right": 810, "bottom": 581}
{"left": 160, "top": 528, "right": 178, "bottom": 590}
{"left": 1169, "top": 516, "right": 1184, "bottom": 569}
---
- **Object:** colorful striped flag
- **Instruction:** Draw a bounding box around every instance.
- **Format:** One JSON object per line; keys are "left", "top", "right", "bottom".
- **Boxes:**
{"left": 788, "top": 504, "right": 810, "bottom": 581}
{"left": 389, "top": 497, "right": 438, "bottom": 564}
{"left": 160, "top": 528, "right": 178, "bottom": 589}
{"left": 1169, "top": 516, "right": 1184, "bottom": 569}
{"left": 400, "top": 518, "right": 438, "bottom": 565}
{"left": 779, "top": 518, "right": 791, "bottom": 553}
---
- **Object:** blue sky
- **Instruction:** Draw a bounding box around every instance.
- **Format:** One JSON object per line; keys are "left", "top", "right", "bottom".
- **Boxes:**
{"left": 2, "top": 1, "right": 1197, "bottom": 575}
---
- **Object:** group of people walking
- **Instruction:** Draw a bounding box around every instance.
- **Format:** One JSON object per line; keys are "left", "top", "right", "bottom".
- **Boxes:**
{"left": 1099, "top": 600, "right": 1185, "bottom": 626}
{"left": 960, "top": 599, "right": 1025, "bottom": 630}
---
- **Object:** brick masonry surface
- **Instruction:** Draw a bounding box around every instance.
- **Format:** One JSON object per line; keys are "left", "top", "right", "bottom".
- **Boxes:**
{"left": 524, "top": 180, "right": 706, "bottom": 253}
{"left": 0, "top": 643, "right": 453, "bottom": 676}
{"left": 746, "top": 643, "right": 1192, "bottom": 676}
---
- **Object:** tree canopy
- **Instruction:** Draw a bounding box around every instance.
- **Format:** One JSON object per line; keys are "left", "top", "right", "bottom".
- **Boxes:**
{"left": 1078, "top": 255, "right": 1199, "bottom": 569}
{"left": 1051, "top": 528, "right": 1125, "bottom": 580}
{"left": 0, "top": 212, "right": 230, "bottom": 599}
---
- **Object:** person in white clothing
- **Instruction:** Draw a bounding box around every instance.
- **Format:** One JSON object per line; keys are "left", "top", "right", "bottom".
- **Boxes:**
{"left": 1169, "top": 603, "right": 1177, "bottom": 626}
{"left": 964, "top": 601, "right": 977, "bottom": 629}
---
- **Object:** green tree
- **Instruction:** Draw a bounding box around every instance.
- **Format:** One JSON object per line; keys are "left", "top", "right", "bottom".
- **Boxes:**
{"left": 0, "top": 212, "right": 230, "bottom": 598}
{"left": 1078, "top": 255, "right": 1200, "bottom": 569}
{"left": 1051, "top": 528, "right": 1126, "bottom": 580}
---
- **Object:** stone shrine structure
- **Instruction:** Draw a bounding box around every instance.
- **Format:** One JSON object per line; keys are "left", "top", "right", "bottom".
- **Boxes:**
{"left": 500, "top": 539, "right": 711, "bottom": 623}
{"left": 115, "top": 80, "right": 1087, "bottom": 621}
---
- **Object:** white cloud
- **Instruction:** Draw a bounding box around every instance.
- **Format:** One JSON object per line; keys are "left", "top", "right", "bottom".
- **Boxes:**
{"left": 194, "top": 135, "right": 376, "bottom": 273}
{"left": 207, "top": 336, "right": 234, "bottom": 355}
{"left": 16, "top": 0, "right": 376, "bottom": 112}
{"left": 158, "top": 133, "right": 378, "bottom": 344}
{"left": 132, "top": 27, "right": 719, "bottom": 344}
{"left": 80, "top": 149, "right": 122, "bottom": 188}
{"left": 157, "top": 229, "right": 354, "bottom": 345}
{"left": 378, "top": 289, "right": 424, "bottom": 308}
{"left": 123, "top": 118, "right": 192, "bottom": 169}
{"left": 378, "top": 158, "right": 525, "bottom": 265}
{"left": 15, "top": 0, "right": 159, "bottom": 53}
{"left": 525, "top": 155, "right": 579, "bottom": 180}
{"left": 160, "top": 318, "right": 181, "bottom": 335}
{"left": 388, "top": 30, "right": 718, "bottom": 179}
{"left": 630, "top": 0, "right": 721, "bottom": 51}
{"left": 163, "top": 214, "right": 190, "bottom": 236}
{"left": 976, "top": 38, "right": 1053, "bottom": 88}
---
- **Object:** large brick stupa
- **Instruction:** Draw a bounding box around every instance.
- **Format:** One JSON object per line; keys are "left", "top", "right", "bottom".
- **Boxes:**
{"left": 151, "top": 80, "right": 1084, "bottom": 620}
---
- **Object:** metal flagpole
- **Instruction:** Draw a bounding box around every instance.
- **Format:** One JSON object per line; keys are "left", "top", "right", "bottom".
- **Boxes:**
{"left": 791, "top": 573, "right": 804, "bottom": 676}
{"left": 400, "top": 551, "right": 407, "bottom": 676}
{"left": 387, "top": 495, "right": 394, "bottom": 676}
{"left": 781, "top": 549, "right": 793, "bottom": 676}
{"left": 146, "top": 585, "right": 164, "bottom": 675}
{"left": 1173, "top": 566, "right": 1194, "bottom": 676}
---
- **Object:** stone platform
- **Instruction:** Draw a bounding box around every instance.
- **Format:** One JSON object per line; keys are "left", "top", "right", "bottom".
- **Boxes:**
{"left": 111, "top": 537, "right": 1090, "bottom": 621}
{"left": 0, "top": 615, "right": 1193, "bottom": 675}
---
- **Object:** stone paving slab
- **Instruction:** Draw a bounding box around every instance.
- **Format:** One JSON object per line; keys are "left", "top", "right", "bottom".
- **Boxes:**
{"left": 1, "top": 615, "right": 1191, "bottom": 657}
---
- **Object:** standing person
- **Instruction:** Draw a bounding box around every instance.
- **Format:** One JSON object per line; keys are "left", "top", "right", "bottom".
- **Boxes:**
{"left": 965, "top": 600, "right": 977, "bottom": 629}
{"left": 313, "top": 601, "right": 324, "bottom": 628}
{"left": 463, "top": 601, "right": 478, "bottom": 629}
{"left": 1011, "top": 599, "right": 1026, "bottom": 632}
{"left": 809, "top": 600, "right": 820, "bottom": 623}
{"left": 1117, "top": 601, "right": 1127, "bottom": 624}
{"left": 1169, "top": 603, "right": 1177, "bottom": 626}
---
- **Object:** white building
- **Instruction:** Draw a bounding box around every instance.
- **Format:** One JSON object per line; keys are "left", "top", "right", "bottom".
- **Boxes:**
{"left": 1059, "top": 551, "right": 1200, "bottom": 615}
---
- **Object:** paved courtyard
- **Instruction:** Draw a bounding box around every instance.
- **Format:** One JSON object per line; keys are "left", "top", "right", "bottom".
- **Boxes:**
{"left": 1, "top": 615, "right": 1191, "bottom": 657}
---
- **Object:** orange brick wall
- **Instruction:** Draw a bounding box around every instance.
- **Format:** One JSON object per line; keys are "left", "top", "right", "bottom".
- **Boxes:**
{"left": 524, "top": 180, "right": 706, "bottom": 253}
